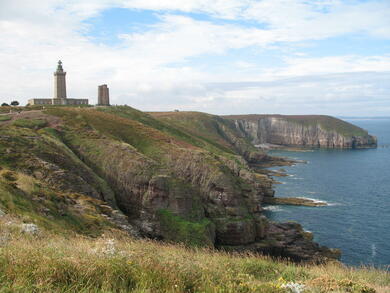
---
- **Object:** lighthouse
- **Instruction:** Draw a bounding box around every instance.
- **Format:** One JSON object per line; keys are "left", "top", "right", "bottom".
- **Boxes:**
{"left": 54, "top": 60, "right": 67, "bottom": 101}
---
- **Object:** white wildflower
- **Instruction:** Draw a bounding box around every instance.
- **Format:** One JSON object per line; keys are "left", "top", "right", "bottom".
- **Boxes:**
{"left": 281, "top": 282, "right": 306, "bottom": 293}
{"left": 102, "top": 239, "right": 116, "bottom": 256}
{"left": 0, "top": 234, "right": 9, "bottom": 246}
{"left": 21, "top": 223, "right": 39, "bottom": 235}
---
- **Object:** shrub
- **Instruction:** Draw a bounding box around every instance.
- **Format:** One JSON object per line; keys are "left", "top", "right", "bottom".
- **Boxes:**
{"left": 2, "top": 171, "right": 18, "bottom": 181}
{"left": 157, "top": 209, "right": 215, "bottom": 247}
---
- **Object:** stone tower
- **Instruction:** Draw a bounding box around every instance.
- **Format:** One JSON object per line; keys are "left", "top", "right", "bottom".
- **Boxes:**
{"left": 98, "top": 84, "right": 110, "bottom": 106}
{"left": 54, "top": 60, "right": 67, "bottom": 100}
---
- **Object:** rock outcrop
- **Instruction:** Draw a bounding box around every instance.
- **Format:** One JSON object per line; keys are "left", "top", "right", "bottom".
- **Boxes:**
{"left": 224, "top": 115, "right": 377, "bottom": 149}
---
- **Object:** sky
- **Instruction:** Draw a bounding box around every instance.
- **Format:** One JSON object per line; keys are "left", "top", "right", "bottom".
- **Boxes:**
{"left": 0, "top": 0, "right": 389, "bottom": 116}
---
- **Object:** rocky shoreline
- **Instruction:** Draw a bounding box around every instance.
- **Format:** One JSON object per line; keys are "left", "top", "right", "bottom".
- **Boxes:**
{"left": 249, "top": 153, "right": 339, "bottom": 263}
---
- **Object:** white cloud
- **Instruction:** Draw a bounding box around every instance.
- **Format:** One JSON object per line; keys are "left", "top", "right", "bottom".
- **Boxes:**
{"left": 0, "top": 0, "right": 389, "bottom": 116}
{"left": 265, "top": 55, "right": 390, "bottom": 77}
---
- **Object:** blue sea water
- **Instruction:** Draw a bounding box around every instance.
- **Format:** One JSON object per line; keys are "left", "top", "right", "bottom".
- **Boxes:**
{"left": 264, "top": 118, "right": 390, "bottom": 267}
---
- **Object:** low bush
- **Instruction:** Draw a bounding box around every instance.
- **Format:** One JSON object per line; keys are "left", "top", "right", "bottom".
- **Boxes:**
{"left": 1, "top": 170, "right": 18, "bottom": 181}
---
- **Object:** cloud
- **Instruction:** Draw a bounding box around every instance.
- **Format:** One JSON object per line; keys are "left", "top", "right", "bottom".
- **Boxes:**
{"left": 0, "top": 0, "right": 389, "bottom": 116}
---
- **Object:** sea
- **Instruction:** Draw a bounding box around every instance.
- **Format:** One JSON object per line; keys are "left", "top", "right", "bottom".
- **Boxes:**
{"left": 264, "top": 118, "right": 390, "bottom": 267}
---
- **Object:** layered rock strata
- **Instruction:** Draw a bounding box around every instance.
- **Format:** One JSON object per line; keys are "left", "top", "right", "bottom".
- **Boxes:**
{"left": 225, "top": 115, "right": 377, "bottom": 149}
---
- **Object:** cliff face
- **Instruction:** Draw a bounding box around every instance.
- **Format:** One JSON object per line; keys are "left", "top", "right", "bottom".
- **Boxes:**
{"left": 225, "top": 115, "right": 377, "bottom": 149}
{"left": 0, "top": 107, "right": 340, "bottom": 263}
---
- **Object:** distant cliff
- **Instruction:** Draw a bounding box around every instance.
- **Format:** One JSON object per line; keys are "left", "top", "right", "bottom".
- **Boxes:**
{"left": 224, "top": 115, "right": 377, "bottom": 149}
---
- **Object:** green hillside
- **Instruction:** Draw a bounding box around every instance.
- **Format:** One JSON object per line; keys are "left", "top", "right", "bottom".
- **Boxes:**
{"left": 0, "top": 106, "right": 388, "bottom": 292}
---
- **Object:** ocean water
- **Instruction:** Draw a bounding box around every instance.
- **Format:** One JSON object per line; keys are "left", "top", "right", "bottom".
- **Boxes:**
{"left": 264, "top": 118, "right": 390, "bottom": 267}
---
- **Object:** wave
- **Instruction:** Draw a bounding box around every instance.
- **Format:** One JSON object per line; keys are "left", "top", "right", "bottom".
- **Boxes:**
{"left": 297, "top": 197, "right": 342, "bottom": 206}
{"left": 263, "top": 206, "right": 285, "bottom": 212}
{"left": 371, "top": 244, "right": 377, "bottom": 258}
{"left": 296, "top": 197, "right": 328, "bottom": 205}
{"left": 272, "top": 180, "right": 286, "bottom": 185}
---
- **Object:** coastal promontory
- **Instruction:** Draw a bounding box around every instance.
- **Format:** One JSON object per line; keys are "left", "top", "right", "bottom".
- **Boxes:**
{"left": 224, "top": 114, "right": 377, "bottom": 149}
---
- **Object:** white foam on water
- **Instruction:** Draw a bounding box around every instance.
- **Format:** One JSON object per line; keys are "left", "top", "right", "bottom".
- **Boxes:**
{"left": 296, "top": 197, "right": 329, "bottom": 205}
{"left": 371, "top": 244, "right": 377, "bottom": 258}
{"left": 327, "top": 201, "right": 344, "bottom": 206}
{"left": 263, "top": 206, "right": 285, "bottom": 212}
{"left": 273, "top": 181, "right": 286, "bottom": 185}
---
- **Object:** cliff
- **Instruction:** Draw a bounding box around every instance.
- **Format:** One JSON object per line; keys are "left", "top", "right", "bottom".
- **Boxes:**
{"left": 224, "top": 115, "right": 377, "bottom": 149}
{"left": 0, "top": 106, "right": 341, "bottom": 263}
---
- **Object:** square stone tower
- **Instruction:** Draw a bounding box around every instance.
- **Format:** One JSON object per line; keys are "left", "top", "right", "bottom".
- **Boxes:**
{"left": 54, "top": 60, "right": 67, "bottom": 101}
{"left": 98, "top": 84, "right": 110, "bottom": 106}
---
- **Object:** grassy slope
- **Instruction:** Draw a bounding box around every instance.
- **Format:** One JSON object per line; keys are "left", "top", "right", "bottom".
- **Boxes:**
{"left": 42, "top": 107, "right": 255, "bottom": 243}
{"left": 224, "top": 114, "right": 369, "bottom": 137}
{"left": 148, "top": 111, "right": 262, "bottom": 159}
{"left": 100, "top": 107, "right": 256, "bottom": 158}
{"left": 0, "top": 115, "right": 119, "bottom": 235}
{"left": 0, "top": 169, "right": 116, "bottom": 236}
{"left": 0, "top": 222, "right": 388, "bottom": 293}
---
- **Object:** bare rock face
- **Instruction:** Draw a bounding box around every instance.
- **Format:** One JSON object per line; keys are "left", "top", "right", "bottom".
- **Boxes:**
{"left": 226, "top": 115, "right": 377, "bottom": 149}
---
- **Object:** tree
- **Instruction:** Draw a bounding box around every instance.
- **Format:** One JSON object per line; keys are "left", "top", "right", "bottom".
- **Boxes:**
{"left": 10, "top": 101, "right": 19, "bottom": 106}
{"left": 1, "top": 103, "right": 9, "bottom": 107}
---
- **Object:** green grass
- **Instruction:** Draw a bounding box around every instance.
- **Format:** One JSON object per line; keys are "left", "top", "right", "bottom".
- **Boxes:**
{"left": 98, "top": 106, "right": 210, "bottom": 150}
{"left": 0, "top": 173, "right": 114, "bottom": 236}
{"left": 0, "top": 115, "right": 11, "bottom": 121}
{"left": 150, "top": 111, "right": 254, "bottom": 155}
{"left": 0, "top": 224, "right": 387, "bottom": 292}
{"left": 12, "top": 118, "right": 48, "bottom": 129}
{"left": 97, "top": 107, "right": 259, "bottom": 160}
{"left": 45, "top": 107, "right": 169, "bottom": 158}
{"left": 158, "top": 209, "right": 215, "bottom": 247}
